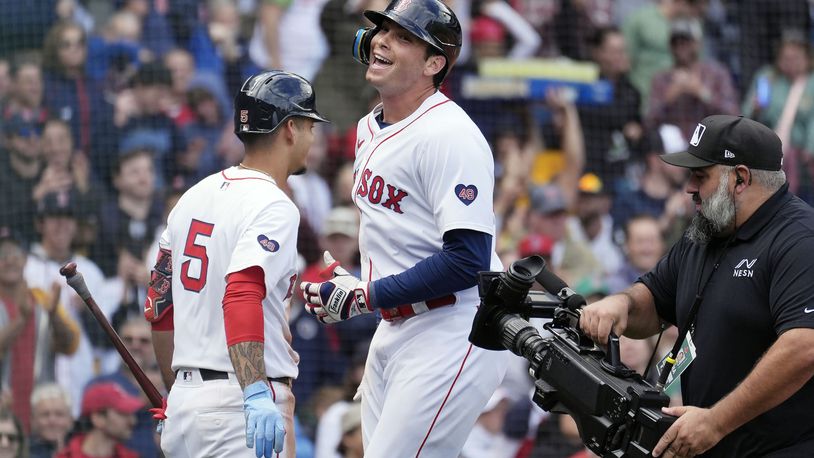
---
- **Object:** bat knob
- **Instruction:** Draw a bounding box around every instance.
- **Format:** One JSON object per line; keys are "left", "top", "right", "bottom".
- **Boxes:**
{"left": 60, "top": 262, "right": 78, "bottom": 278}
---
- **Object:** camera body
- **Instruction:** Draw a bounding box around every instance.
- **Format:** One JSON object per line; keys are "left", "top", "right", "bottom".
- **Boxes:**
{"left": 470, "top": 256, "right": 675, "bottom": 457}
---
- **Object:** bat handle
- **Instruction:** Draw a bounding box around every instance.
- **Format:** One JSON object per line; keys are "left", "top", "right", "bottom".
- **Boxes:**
{"left": 60, "top": 262, "right": 92, "bottom": 301}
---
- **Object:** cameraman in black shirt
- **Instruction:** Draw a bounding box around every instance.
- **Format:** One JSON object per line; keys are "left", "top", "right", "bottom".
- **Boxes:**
{"left": 580, "top": 115, "right": 814, "bottom": 457}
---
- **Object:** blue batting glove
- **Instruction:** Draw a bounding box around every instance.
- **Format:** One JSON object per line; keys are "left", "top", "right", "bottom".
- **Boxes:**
{"left": 243, "top": 381, "right": 286, "bottom": 458}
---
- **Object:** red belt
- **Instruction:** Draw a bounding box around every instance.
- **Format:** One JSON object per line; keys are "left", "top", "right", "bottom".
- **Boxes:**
{"left": 379, "top": 295, "right": 456, "bottom": 322}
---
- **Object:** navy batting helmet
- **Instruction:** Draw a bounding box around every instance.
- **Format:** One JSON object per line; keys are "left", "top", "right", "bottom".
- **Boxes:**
{"left": 352, "top": 0, "right": 462, "bottom": 84}
{"left": 234, "top": 71, "right": 328, "bottom": 137}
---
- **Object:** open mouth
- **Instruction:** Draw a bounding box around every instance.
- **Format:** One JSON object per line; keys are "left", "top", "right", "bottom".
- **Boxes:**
{"left": 371, "top": 53, "right": 393, "bottom": 68}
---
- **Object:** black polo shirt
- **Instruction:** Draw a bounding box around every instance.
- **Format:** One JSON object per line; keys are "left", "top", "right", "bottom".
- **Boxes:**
{"left": 640, "top": 183, "right": 814, "bottom": 457}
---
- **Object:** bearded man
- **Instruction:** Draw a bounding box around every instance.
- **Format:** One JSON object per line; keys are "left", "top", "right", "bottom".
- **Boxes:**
{"left": 579, "top": 115, "right": 814, "bottom": 457}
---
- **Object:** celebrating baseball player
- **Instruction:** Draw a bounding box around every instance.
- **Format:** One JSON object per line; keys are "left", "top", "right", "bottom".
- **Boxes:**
{"left": 144, "top": 70, "right": 328, "bottom": 458}
{"left": 300, "top": 1, "right": 510, "bottom": 456}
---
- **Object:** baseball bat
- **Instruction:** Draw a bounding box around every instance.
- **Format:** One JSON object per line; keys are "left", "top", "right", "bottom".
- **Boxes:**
{"left": 59, "top": 262, "right": 163, "bottom": 409}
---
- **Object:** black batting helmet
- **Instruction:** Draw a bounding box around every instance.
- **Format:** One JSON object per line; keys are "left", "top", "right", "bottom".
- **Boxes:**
{"left": 234, "top": 70, "right": 328, "bottom": 137}
{"left": 352, "top": 0, "right": 462, "bottom": 84}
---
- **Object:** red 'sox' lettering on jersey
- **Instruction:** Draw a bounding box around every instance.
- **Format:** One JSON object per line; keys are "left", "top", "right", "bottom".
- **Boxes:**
{"left": 355, "top": 168, "right": 409, "bottom": 214}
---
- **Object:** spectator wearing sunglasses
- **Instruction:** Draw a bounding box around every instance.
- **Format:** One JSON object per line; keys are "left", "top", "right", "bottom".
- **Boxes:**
{"left": 84, "top": 316, "right": 160, "bottom": 458}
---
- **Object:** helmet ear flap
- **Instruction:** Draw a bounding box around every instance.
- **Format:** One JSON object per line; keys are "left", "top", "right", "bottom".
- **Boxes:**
{"left": 352, "top": 27, "right": 378, "bottom": 65}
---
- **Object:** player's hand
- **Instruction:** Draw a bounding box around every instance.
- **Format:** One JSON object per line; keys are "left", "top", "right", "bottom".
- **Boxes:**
{"left": 149, "top": 397, "right": 168, "bottom": 434}
{"left": 652, "top": 406, "right": 724, "bottom": 457}
{"left": 577, "top": 295, "right": 629, "bottom": 345}
{"left": 301, "top": 251, "right": 372, "bottom": 324}
{"left": 243, "top": 381, "right": 285, "bottom": 458}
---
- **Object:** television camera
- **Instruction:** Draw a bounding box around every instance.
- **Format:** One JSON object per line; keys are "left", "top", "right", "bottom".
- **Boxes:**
{"left": 469, "top": 256, "right": 675, "bottom": 457}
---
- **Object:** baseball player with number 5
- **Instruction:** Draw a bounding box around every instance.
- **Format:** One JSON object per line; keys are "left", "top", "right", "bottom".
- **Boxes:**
{"left": 144, "top": 71, "right": 328, "bottom": 458}
{"left": 300, "top": 1, "right": 510, "bottom": 456}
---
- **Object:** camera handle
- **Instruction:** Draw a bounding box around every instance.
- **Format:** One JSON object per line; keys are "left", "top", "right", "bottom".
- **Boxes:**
{"left": 534, "top": 266, "right": 587, "bottom": 312}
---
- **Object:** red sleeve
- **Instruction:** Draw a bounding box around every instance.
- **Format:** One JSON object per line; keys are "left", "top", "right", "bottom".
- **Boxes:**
{"left": 150, "top": 308, "right": 174, "bottom": 331}
{"left": 222, "top": 266, "right": 266, "bottom": 346}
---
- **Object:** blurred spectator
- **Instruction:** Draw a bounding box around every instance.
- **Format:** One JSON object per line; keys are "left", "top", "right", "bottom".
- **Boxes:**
{"left": 188, "top": 0, "right": 254, "bottom": 96}
{"left": 55, "top": 382, "right": 141, "bottom": 458}
{"left": 54, "top": 0, "right": 95, "bottom": 33}
{"left": 526, "top": 184, "right": 601, "bottom": 286}
{"left": 509, "top": 0, "right": 611, "bottom": 58}
{"left": 448, "top": 21, "right": 533, "bottom": 154}
{"left": 331, "top": 162, "right": 357, "bottom": 207}
{"left": 566, "top": 173, "right": 624, "bottom": 280}
{"left": 92, "top": 146, "right": 162, "bottom": 325}
{"left": 646, "top": 17, "right": 739, "bottom": 141}
{"left": 115, "top": 0, "right": 176, "bottom": 58}
{"left": 0, "top": 111, "right": 44, "bottom": 243}
{"left": 0, "top": 226, "right": 80, "bottom": 431}
{"left": 493, "top": 120, "right": 538, "bottom": 241}
{"left": 314, "top": 340, "right": 369, "bottom": 458}
{"left": 0, "top": 58, "right": 10, "bottom": 104}
{"left": 550, "top": 0, "right": 601, "bottom": 60}
{"left": 86, "top": 11, "right": 147, "bottom": 92}
{"left": 622, "top": 0, "right": 704, "bottom": 111}
{"left": 289, "top": 123, "right": 333, "bottom": 235}
{"left": 472, "top": 0, "right": 541, "bottom": 59}
{"left": 737, "top": 0, "right": 810, "bottom": 95}
{"left": 606, "top": 215, "right": 666, "bottom": 295}
{"left": 34, "top": 119, "right": 98, "bottom": 253}
{"left": 538, "top": 88, "right": 586, "bottom": 208}
{"left": 29, "top": 383, "right": 73, "bottom": 458}
{"left": 163, "top": 0, "right": 201, "bottom": 47}
{"left": 33, "top": 119, "right": 88, "bottom": 198}
{"left": 86, "top": 317, "right": 160, "bottom": 458}
{"left": 114, "top": 61, "right": 185, "bottom": 189}
{"left": 42, "top": 21, "right": 118, "bottom": 180}
{"left": 24, "top": 189, "right": 117, "bottom": 419}
{"left": 303, "top": 207, "right": 360, "bottom": 279}
{"left": 742, "top": 30, "right": 814, "bottom": 202}
{"left": 3, "top": 57, "right": 47, "bottom": 126}
{"left": 469, "top": 15, "right": 508, "bottom": 60}
{"left": 0, "top": 407, "right": 26, "bottom": 458}
{"left": 312, "top": 0, "right": 382, "bottom": 133}
{"left": 611, "top": 125, "right": 693, "bottom": 245}
{"left": 163, "top": 48, "right": 196, "bottom": 125}
{"left": 177, "top": 72, "right": 229, "bottom": 186}
{"left": 578, "top": 26, "right": 643, "bottom": 186}
{"left": 336, "top": 401, "right": 363, "bottom": 458}
{"left": 247, "top": 0, "right": 330, "bottom": 81}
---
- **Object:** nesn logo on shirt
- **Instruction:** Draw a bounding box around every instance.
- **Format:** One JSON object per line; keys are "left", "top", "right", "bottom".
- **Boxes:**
{"left": 257, "top": 234, "right": 280, "bottom": 252}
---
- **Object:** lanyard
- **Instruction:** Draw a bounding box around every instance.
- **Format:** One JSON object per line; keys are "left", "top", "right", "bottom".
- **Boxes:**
{"left": 656, "top": 236, "right": 734, "bottom": 390}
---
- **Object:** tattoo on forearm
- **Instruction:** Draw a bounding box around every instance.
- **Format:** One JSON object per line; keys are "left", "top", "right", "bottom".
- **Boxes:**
{"left": 228, "top": 341, "right": 266, "bottom": 390}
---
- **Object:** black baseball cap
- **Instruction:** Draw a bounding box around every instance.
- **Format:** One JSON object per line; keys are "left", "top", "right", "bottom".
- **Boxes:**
{"left": 660, "top": 115, "right": 783, "bottom": 171}
{"left": 38, "top": 190, "right": 79, "bottom": 218}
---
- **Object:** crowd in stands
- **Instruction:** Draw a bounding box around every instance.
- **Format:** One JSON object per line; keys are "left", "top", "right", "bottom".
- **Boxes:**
{"left": 0, "top": 0, "right": 812, "bottom": 457}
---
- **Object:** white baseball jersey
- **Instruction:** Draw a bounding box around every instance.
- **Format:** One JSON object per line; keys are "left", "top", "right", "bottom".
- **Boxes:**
{"left": 353, "top": 90, "right": 503, "bottom": 290}
{"left": 352, "top": 91, "right": 510, "bottom": 457}
{"left": 162, "top": 166, "right": 300, "bottom": 378}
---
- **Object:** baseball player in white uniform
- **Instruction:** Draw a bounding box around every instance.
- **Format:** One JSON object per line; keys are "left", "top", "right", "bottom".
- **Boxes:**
{"left": 144, "top": 70, "right": 328, "bottom": 458}
{"left": 301, "top": 1, "right": 510, "bottom": 456}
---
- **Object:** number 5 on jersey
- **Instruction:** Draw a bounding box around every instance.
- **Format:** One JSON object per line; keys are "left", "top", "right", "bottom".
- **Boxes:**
{"left": 181, "top": 219, "right": 215, "bottom": 292}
